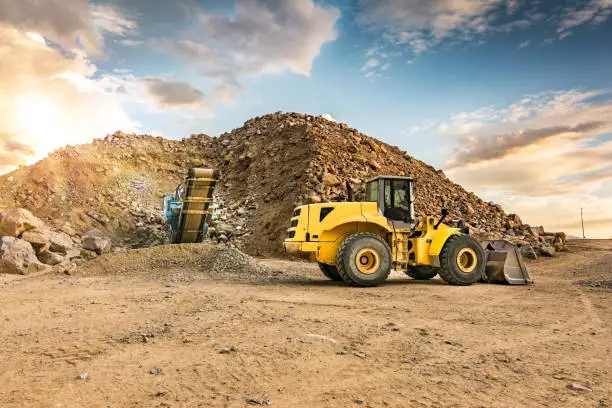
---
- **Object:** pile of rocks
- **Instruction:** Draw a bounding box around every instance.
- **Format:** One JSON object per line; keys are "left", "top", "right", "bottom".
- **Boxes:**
{"left": 499, "top": 214, "right": 567, "bottom": 259}
{"left": 206, "top": 112, "right": 568, "bottom": 256}
{"left": 0, "top": 208, "right": 114, "bottom": 275}
{"left": 0, "top": 112, "right": 568, "bottom": 257}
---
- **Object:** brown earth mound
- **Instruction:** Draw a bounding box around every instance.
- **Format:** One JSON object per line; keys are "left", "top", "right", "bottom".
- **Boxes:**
{"left": 0, "top": 112, "right": 561, "bottom": 257}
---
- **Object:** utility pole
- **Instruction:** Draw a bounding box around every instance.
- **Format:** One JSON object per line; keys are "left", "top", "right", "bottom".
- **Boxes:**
{"left": 580, "top": 208, "right": 586, "bottom": 239}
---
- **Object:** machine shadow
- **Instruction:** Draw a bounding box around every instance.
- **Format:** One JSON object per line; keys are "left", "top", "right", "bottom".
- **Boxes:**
{"left": 255, "top": 276, "right": 450, "bottom": 287}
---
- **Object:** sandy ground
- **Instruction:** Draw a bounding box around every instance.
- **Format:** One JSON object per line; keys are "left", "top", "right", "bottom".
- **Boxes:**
{"left": 0, "top": 240, "right": 610, "bottom": 408}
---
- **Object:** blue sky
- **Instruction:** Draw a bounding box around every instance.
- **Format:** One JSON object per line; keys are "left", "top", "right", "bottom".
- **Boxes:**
{"left": 93, "top": 0, "right": 612, "bottom": 166}
{"left": 1, "top": 0, "right": 611, "bottom": 237}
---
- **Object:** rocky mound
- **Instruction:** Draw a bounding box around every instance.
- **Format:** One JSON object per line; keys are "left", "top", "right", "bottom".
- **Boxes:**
{"left": 0, "top": 112, "right": 566, "bottom": 261}
{"left": 208, "top": 112, "right": 566, "bottom": 257}
{"left": 0, "top": 133, "right": 216, "bottom": 248}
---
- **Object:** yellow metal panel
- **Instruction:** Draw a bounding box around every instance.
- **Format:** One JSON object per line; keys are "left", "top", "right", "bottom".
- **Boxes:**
{"left": 361, "top": 202, "right": 392, "bottom": 232}
{"left": 305, "top": 202, "right": 365, "bottom": 238}
{"left": 413, "top": 237, "right": 431, "bottom": 265}
{"left": 301, "top": 242, "right": 318, "bottom": 252}
{"left": 316, "top": 239, "right": 340, "bottom": 265}
{"left": 286, "top": 205, "right": 310, "bottom": 242}
{"left": 428, "top": 227, "right": 459, "bottom": 256}
{"left": 284, "top": 241, "right": 318, "bottom": 254}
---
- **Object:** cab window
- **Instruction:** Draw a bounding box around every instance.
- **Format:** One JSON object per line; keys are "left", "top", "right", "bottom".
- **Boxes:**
{"left": 383, "top": 179, "right": 411, "bottom": 221}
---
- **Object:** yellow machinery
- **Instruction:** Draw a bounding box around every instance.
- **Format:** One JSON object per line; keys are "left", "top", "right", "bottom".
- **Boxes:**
{"left": 284, "top": 175, "right": 531, "bottom": 287}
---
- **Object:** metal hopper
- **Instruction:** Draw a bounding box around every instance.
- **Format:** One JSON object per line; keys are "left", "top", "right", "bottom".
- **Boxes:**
{"left": 482, "top": 240, "right": 533, "bottom": 285}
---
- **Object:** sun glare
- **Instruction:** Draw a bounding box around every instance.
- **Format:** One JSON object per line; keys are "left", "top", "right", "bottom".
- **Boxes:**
{"left": 13, "top": 93, "right": 67, "bottom": 164}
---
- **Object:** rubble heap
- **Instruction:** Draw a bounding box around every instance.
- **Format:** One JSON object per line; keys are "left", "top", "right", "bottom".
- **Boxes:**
{"left": 207, "top": 112, "right": 566, "bottom": 258}
{"left": 0, "top": 208, "right": 114, "bottom": 275}
{"left": 0, "top": 132, "right": 216, "bottom": 249}
{"left": 0, "top": 112, "right": 566, "bottom": 264}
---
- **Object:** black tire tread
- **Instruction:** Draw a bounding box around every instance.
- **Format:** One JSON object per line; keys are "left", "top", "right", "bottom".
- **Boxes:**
{"left": 438, "top": 235, "right": 485, "bottom": 286}
{"left": 336, "top": 233, "right": 391, "bottom": 287}
{"left": 406, "top": 266, "right": 438, "bottom": 280}
{"left": 318, "top": 263, "right": 342, "bottom": 281}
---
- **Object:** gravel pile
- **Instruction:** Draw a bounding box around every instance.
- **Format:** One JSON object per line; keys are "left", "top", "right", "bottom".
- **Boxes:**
{"left": 187, "top": 246, "right": 271, "bottom": 279}
{"left": 78, "top": 243, "right": 273, "bottom": 282}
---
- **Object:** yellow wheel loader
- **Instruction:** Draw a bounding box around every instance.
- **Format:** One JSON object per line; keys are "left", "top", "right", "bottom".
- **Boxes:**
{"left": 284, "top": 176, "right": 531, "bottom": 287}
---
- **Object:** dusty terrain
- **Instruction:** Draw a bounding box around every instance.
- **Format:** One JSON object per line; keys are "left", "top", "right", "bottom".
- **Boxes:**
{"left": 1, "top": 240, "right": 610, "bottom": 408}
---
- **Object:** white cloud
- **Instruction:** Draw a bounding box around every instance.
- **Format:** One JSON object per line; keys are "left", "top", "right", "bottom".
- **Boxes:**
{"left": 356, "top": 0, "right": 611, "bottom": 57}
{"left": 115, "top": 39, "right": 143, "bottom": 46}
{"left": 0, "top": 1, "right": 150, "bottom": 174}
{"left": 140, "top": 78, "right": 207, "bottom": 109}
{"left": 0, "top": 25, "right": 138, "bottom": 174}
{"left": 91, "top": 3, "right": 138, "bottom": 38}
{"left": 94, "top": 71, "right": 216, "bottom": 123}
{"left": 361, "top": 58, "right": 380, "bottom": 71}
{"left": 160, "top": 0, "right": 340, "bottom": 101}
{"left": 357, "top": 0, "right": 509, "bottom": 54}
{"left": 431, "top": 89, "right": 612, "bottom": 237}
{"left": 0, "top": 0, "right": 99, "bottom": 51}
{"left": 519, "top": 39, "right": 530, "bottom": 48}
{"left": 558, "top": 0, "right": 612, "bottom": 34}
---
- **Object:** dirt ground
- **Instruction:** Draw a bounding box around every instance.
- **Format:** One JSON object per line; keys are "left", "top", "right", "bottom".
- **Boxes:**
{"left": 0, "top": 240, "right": 610, "bottom": 408}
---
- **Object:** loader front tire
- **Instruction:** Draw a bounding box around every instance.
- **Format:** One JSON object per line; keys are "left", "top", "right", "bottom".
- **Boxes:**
{"left": 406, "top": 266, "right": 438, "bottom": 280}
{"left": 336, "top": 233, "right": 392, "bottom": 287}
{"left": 318, "top": 263, "right": 342, "bottom": 281}
{"left": 438, "top": 235, "right": 485, "bottom": 286}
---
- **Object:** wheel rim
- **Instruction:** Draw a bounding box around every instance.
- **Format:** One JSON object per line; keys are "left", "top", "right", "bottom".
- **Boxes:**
{"left": 456, "top": 248, "right": 477, "bottom": 273}
{"left": 355, "top": 248, "right": 380, "bottom": 274}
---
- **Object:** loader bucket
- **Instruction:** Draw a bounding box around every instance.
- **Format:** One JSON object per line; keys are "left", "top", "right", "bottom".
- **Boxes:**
{"left": 482, "top": 240, "right": 533, "bottom": 285}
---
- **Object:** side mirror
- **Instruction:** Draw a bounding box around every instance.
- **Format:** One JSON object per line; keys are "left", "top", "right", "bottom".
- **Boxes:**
{"left": 434, "top": 208, "right": 449, "bottom": 230}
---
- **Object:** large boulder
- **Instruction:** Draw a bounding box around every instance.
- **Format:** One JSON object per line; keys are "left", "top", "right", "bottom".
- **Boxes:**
{"left": 555, "top": 232, "right": 567, "bottom": 245}
{"left": 38, "top": 250, "right": 64, "bottom": 266}
{"left": 0, "top": 236, "right": 41, "bottom": 275}
{"left": 49, "top": 232, "right": 74, "bottom": 254}
{"left": 20, "top": 226, "right": 53, "bottom": 247}
{"left": 526, "top": 226, "right": 541, "bottom": 237}
{"left": 322, "top": 173, "right": 342, "bottom": 187}
{"left": 82, "top": 230, "right": 112, "bottom": 254}
{"left": 0, "top": 209, "right": 45, "bottom": 237}
{"left": 520, "top": 245, "right": 538, "bottom": 260}
{"left": 215, "top": 223, "right": 237, "bottom": 237}
{"left": 540, "top": 244, "right": 556, "bottom": 257}
{"left": 508, "top": 214, "right": 522, "bottom": 226}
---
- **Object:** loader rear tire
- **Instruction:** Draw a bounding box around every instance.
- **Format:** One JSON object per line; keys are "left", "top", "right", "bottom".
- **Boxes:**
{"left": 336, "top": 233, "right": 392, "bottom": 287}
{"left": 318, "top": 263, "right": 342, "bottom": 281}
{"left": 438, "top": 235, "right": 485, "bottom": 286}
{"left": 406, "top": 266, "right": 438, "bottom": 280}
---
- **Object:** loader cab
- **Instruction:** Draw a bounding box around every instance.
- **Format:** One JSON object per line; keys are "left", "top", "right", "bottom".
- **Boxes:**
{"left": 365, "top": 176, "right": 415, "bottom": 223}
